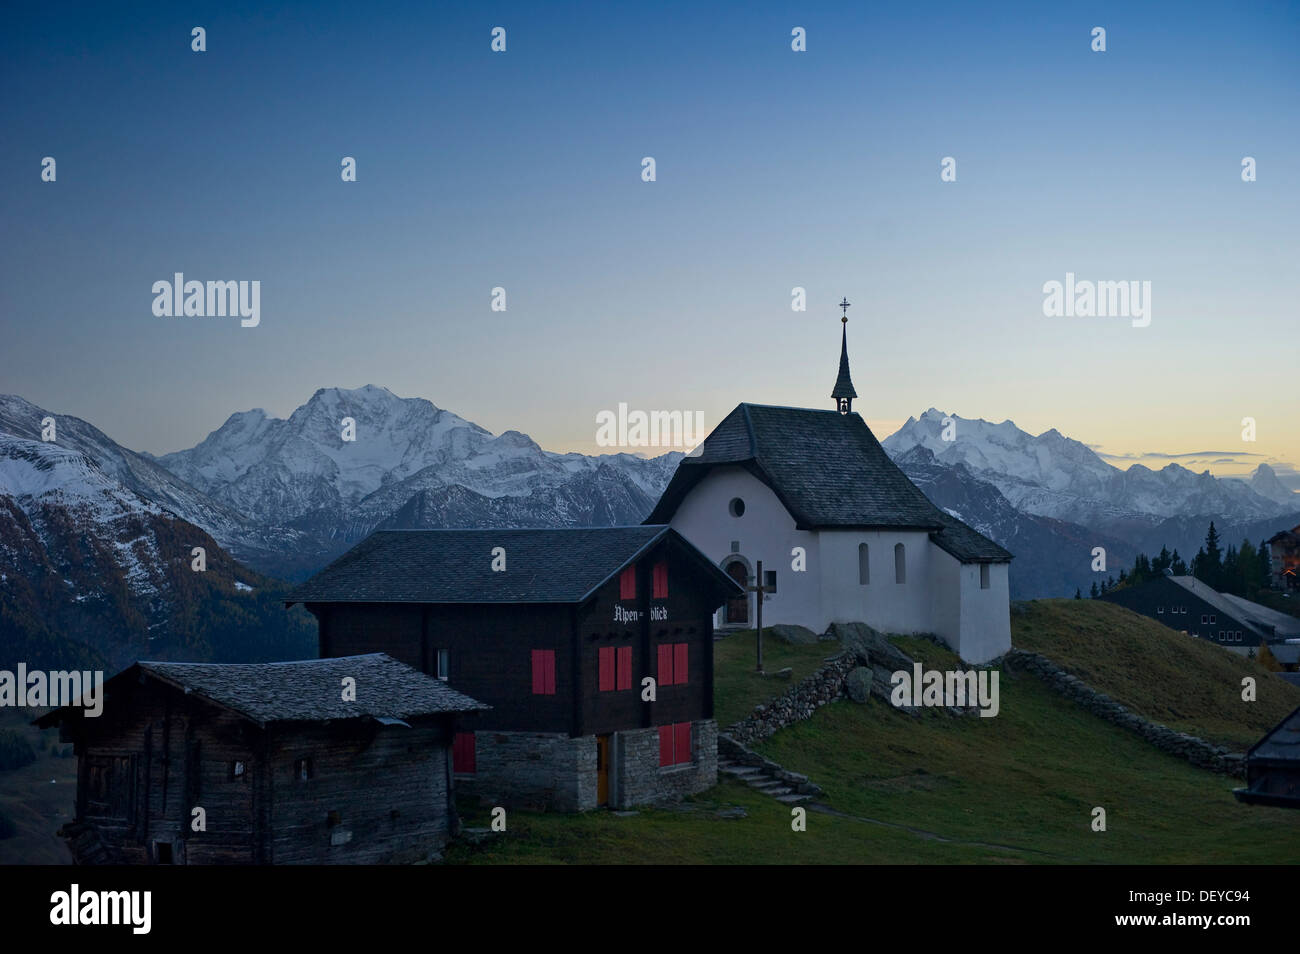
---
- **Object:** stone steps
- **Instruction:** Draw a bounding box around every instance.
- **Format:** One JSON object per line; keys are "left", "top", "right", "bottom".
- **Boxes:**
{"left": 718, "top": 758, "right": 812, "bottom": 804}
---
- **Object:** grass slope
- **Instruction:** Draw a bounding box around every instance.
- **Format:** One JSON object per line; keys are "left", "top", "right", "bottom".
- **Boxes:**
{"left": 1011, "top": 599, "right": 1300, "bottom": 749}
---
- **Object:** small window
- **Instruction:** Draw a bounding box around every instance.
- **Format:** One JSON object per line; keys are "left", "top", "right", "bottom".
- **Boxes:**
{"left": 1156, "top": 606, "right": 1164, "bottom": 615}
{"left": 619, "top": 566, "right": 637, "bottom": 600}
{"left": 1218, "top": 631, "right": 1224, "bottom": 640}
{"left": 652, "top": 561, "right": 668, "bottom": 599}
{"left": 894, "top": 543, "right": 906, "bottom": 584}
{"left": 1201, "top": 615, "right": 1208, "bottom": 624}
{"left": 729, "top": 497, "right": 745, "bottom": 518}
{"left": 294, "top": 757, "right": 314, "bottom": 782}
{"left": 1209, "top": 615, "right": 1217, "bottom": 624}
{"left": 436, "top": 650, "right": 449, "bottom": 681}
{"left": 531, "top": 649, "right": 557, "bottom": 695}
{"left": 858, "top": 543, "right": 870, "bottom": 585}
{"left": 763, "top": 569, "right": 777, "bottom": 594}
{"left": 230, "top": 760, "right": 246, "bottom": 780}
{"left": 656, "top": 642, "right": 688, "bottom": 686}
{"left": 980, "top": 563, "right": 990, "bottom": 590}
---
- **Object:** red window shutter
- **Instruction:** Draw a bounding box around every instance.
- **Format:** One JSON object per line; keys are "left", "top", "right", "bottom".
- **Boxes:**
{"left": 616, "top": 646, "right": 632, "bottom": 691}
{"left": 531, "top": 650, "right": 545, "bottom": 694}
{"left": 453, "top": 732, "right": 476, "bottom": 774}
{"left": 619, "top": 565, "right": 637, "bottom": 600}
{"left": 657, "top": 643, "right": 673, "bottom": 687}
{"left": 598, "top": 647, "right": 615, "bottom": 692}
{"left": 653, "top": 561, "right": 668, "bottom": 599}
{"left": 674, "top": 722, "right": 692, "bottom": 765}
{"left": 673, "top": 643, "right": 688, "bottom": 685}
{"left": 658, "top": 725, "right": 674, "bottom": 767}
{"left": 532, "top": 649, "right": 556, "bottom": 695}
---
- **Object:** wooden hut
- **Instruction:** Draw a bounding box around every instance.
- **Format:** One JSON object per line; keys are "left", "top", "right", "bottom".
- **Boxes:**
{"left": 1234, "top": 704, "right": 1300, "bottom": 808}
{"left": 35, "top": 653, "right": 487, "bottom": 864}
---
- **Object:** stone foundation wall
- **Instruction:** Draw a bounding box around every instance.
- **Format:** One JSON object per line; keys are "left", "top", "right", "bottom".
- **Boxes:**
{"left": 459, "top": 731, "right": 598, "bottom": 812}
{"left": 614, "top": 720, "right": 717, "bottom": 808}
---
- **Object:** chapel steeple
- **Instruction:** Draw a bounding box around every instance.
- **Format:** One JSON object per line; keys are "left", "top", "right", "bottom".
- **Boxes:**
{"left": 832, "top": 297, "right": 857, "bottom": 415}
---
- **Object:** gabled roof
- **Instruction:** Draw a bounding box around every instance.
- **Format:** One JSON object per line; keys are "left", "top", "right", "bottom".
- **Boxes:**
{"left": 647, "top": 404, "right": 1011, "bottom": 563}
{"left": 35, "top": 654, "right": 487, "bottom": 729}
{"left": 1246, "top": 704, "right": 1300, "bottom": 762}
{"left": 285, "top": 526, "right": 743, "bottom": 605}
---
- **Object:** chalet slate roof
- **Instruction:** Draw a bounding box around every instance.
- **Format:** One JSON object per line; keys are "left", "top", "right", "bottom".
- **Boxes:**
{"left": 285, "top": 525, "right": 743, "bottom": 605}
{"left": 146, "top": 654, "right": 484, "bottom": 726}
{"left": 648, "top": 404, "right": 1011, "bottom": 562}
{"left": 1247, "top": 704, "right": 1300, "bottom": 762}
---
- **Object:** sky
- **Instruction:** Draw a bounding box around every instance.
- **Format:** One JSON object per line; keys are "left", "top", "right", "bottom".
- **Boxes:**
{"left": 2, "top": 1, "right": 1297, "bottom": 485}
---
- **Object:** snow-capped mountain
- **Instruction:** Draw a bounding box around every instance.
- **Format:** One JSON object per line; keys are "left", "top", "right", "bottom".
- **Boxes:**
{"left": 882, "top": 409, "right": 1289, "bottom": 527}
{"left": 0, "top": 433, "right": 312, "bottom": 671}
{"left": 1247, "top": 463, "right": 1299, "bottom": 508}
{"left": 891, "top": 445, "right": 1136, "bottom": 598}
{"left": 152, "top": 386, "right": 681, "bottom": 575}
{"left": 0, "top": 393, "right": 302, "bottom": 564}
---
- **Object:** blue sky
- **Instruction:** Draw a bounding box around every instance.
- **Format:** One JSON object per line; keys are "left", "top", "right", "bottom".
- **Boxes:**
{"left": 2, "top": 1, "right": 1297, "bottom": 483}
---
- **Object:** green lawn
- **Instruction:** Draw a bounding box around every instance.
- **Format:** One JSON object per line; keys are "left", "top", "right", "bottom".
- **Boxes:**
{"left": 712, "top": 631, "right": 841, "bottom": 727}
{"left": 453, "top": 601, "right": 1300, "bottom": 865}
{"left": 1010, "top": 599, "right": 1300, "bottom": 749}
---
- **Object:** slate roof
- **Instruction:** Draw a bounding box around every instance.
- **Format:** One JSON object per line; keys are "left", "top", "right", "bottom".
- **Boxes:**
{"left": 285, "top": 525, "right": 743, "bottom": 605}
{"left": 1167, "top": 577, "right": 1271, "bottom": 640}
{"left": 647, "top": 403, "right": 1011, "bottom": 563}
{"left": 1217, "top": 593, "right": 1300, "bottom": 638}
{"left": 1247, "top": 704, "right": 1300, "bottom": 762}
{"left": 37, "top": 654, "right": 487, "bottom": 729}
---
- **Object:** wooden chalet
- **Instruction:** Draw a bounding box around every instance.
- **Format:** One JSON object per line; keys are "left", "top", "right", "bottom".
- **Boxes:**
{"left": 285, "top": 525, "right": 744, "bottom": 811}
{"left": 35, "top": 654, "right": 486, "bottom": 864}
{"left": 1234, "top": 704, "right": 1300, "bottom": 808}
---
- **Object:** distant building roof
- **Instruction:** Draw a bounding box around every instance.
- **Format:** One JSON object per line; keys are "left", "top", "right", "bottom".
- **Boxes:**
{"left": 285, "top": 525, "right": 743, "bottom": 605}
{"left": 36, "top": 654, "right": 487, "bottom": 729}
{"left": 1217, "top": 593, "right": 1300, "bottom": 639}
{"left": 1165, "top": 576, "right": 1271, "bottom": 640}
{"left": 646, "top": 404, "right": 1011, "bottom": 563}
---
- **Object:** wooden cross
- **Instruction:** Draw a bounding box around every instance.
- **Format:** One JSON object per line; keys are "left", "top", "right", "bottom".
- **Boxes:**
{"left": 746, "top": 559, "right": 769, "bottom": 673}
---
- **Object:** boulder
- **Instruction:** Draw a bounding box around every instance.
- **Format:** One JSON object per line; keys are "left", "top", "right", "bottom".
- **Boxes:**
{"left": 768, "top": 624, "right": 820, "bottom": 645}
{"left": 830, "top": 621, "right": 915, "bottom": 673}
{"left": 845, "top": 667, "right": 874, "bottom": 703}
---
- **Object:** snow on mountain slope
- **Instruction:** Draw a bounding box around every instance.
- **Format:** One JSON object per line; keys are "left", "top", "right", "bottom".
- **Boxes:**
{"left": 882, "top": 408, "right": 1287, "bottom": 525}
{"left": 0, "top": 393, "right": 295, "bottom": 559}
{"left": 155, "top": 385, "right": 681, "bottom": 532}
{"left": 1247, "top": 463, "right": 1299, "bottom": 507}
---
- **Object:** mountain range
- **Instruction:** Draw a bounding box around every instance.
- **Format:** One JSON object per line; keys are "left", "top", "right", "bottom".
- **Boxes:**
{"left": 2, "top": 388, "right": 1297, "bottom": 669}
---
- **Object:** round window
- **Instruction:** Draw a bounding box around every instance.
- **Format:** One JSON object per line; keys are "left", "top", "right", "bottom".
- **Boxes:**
{"left": 729, "top": 497, "right": 745, "bottom": 517}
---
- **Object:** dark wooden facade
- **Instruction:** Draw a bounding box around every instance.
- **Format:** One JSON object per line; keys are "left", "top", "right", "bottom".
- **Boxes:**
{"left": 1234, "top": 705, "right": 1300, "bottom": 808}
{"left": 37, "top": 655, "right": 482, "bottom": 864}
{"left": 1100, "top": 576, "right": 1266, "bottom": 650}
{"left": 306, "top": 533, "right": 727, "bottom": 738}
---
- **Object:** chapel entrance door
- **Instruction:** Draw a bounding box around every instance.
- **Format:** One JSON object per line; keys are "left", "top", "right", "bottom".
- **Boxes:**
{"left": 725, "top": 561, "right": 749, "bottom": 624}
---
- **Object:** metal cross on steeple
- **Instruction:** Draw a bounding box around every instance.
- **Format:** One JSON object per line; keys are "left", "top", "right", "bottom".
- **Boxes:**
{"left": 838, "top": 297, "right": 851, "bottom": 323}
